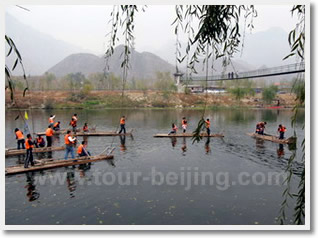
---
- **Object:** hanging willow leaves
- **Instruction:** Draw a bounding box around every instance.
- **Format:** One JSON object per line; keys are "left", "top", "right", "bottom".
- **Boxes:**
{"left": 278, "top": 5, "right": 305, "bottom": 225}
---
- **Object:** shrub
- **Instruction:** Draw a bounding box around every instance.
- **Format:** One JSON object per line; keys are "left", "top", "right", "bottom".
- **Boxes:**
{"left": 262, "top": 85, "right": 278, "bottom": 104}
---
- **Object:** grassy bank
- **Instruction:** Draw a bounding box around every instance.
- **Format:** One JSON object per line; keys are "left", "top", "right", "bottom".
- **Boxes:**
{"left": 5, "top": 90, "right": 298, "bottom": 110}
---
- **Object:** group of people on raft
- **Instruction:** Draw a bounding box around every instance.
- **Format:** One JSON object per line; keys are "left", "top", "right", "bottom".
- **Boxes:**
{"left": 168, "top": 117, "right": 211, "bottom": 136}
{"left": 255, "top": 121, "right": 287, "bottom": 139}
{"left": 14, "top": 114, "right": 127, "bottom": 168}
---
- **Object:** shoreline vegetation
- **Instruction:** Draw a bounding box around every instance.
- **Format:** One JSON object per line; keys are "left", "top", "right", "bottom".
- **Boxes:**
{"left": 6, "top": 90, "right": 300, "bottom": 110}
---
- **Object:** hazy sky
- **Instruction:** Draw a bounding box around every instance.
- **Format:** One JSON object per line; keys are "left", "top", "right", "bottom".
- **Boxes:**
{"left": 6, "top": 5, "right": 298, "bottom": 59}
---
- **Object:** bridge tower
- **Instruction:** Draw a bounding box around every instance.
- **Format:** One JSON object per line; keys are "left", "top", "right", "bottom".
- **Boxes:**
{"left": 174, "top": 71, "right": 184, "bottom": 93}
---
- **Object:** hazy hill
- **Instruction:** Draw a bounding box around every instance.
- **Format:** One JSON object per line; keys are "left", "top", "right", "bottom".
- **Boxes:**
{"left": 5, "top": 13, "right": 86, "bottom": 76}
{"left": 47, "top": 45, "right": 176, "bottom": 80}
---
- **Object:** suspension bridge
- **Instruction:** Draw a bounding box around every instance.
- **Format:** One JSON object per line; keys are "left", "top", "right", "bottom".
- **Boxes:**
{"left": 177, "top": 62, "right": 305, "bottom": 83}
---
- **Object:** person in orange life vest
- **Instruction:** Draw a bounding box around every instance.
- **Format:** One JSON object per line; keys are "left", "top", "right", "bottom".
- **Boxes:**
{"left": 182, "top": 117, "right": 188, "bottom": 133}
{"left": 24, "top": 134, "right": 35, "bottom": 168}
{"left": 168, "top": 123, "right": 178, "bottom": 135}
{"left": 15, "top": 128, "right": 25, "bottom": 149}
{"left": 83, "top": 123, "right": 89, "bottom": 132}
{"left": 118, "top": 116, "right": 126, "bottom": 134}
{"left": 35, "top": 135, "right": 45, "bottom": 148}
{"left": 48, "top": 115, "right": 55, "bottom": 127}
{"left": 70, "top": 115, "right": 77, "bottom": 133}
{"left": 277, "top": 124, "right": 287, "bottom": 140}
{"left": 256, "top": 121, "right": 267, "bottom": 135}
{"left": 53, "top": 121, "right": 61, "bottom": 131}
{"left": 64, "top": 130, "right": 77, "bottom": 160}
{"left": 46, "top": 125, "right": 54, "bottom": 147}
{"left": 205, "top": 118, "right": 211, "bottom": 136}
{"left": 77, "top": 141, "right": 90, "bottom": 157}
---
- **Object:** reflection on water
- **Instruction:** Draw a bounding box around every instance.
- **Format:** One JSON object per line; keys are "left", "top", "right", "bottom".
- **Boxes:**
{"left": 66, "top": 169, "right": 76, "bottom": 198}
{"left": 205, "top": 138, "right": 211, "bottom": 154}
{"left": 5, "top": 108, "right": 305, "bottom": 225}
{"left": 277, "top": 144, "right": 285, "bottom": 158}
{"left": 119, "top": 135, "right": 126, "bottom": 152}
{"left": 181, "top": 138, "right": 187, "bottom": 156}
{"left": 25, "top": 172, "right": 40, "bottom": 202}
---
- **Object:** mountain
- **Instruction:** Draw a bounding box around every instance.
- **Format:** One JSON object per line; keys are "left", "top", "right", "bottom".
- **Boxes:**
{"left": 47, "top": 45, "right": 176, "bottom": 80}
{"left": 5, "top": 13, "right": 86, "bottom": 76}
{"left": 237, "top": 27, "right": 297, "bottom": 68}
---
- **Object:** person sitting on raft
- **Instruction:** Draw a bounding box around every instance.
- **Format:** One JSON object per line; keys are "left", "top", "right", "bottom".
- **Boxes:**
{"left": 53, "top": 121, "right": 61, "bottom": 131}
{"left": 168, "top": 123, "right": 178, "bottom": 135}
{"left": 83, "top": 123, "right": 89, "bottom": 132}
{"left": 256, "top": 121, "right": 267, "bottom": 135}
{"left": 277, "top": 124, "right": 287, "bottom": 139}
{"left": 48, "top": 115, "right": 55, "bottom": 127}
{"left": 24, "top": 134, "right": 35, "bottom": 168}
{"left": 35, "top": 135, "right": 45, "bottom": 148}
{"left": 182, "top": 117, "right": 187, "bottom": 133}
{"left": 77, "top": 141, "right": 91, "bottom": 157}
{"left": 15, "top": 128, "right": 25, "bottom": 150}
{"left": 118, "top": 116, "right": 126, "bottom": 134}
{"left": 205, "top": 118, "right": 211, "bottom": 136}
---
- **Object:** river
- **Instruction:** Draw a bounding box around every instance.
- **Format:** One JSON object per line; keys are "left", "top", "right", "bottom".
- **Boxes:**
{"left": 5, "top": 108, "right": 305, "bottom": 225}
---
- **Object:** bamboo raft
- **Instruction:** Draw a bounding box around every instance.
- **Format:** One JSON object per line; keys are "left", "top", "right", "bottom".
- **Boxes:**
{"left": 74, "top": 131, "right": 133, "bottom": 136}
{"left": 5, "top": 146, "right": 65, "bottom": 157}
{"left": 5, "top": 154, "right": 114, "bottom": 175}
{"left": 247, "top": 133, "right": 297, "bottom": 144}
{"left": 154, "top": 133, "right": 224, "bottom": 138}
{"left": 35, "top": 130, "right": 132, "bottom": 137}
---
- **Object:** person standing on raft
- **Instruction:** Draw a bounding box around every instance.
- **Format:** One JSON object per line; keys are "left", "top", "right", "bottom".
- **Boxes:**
{"left": 182, "top": 117, "right": 187, "bottom": 133}
{"left": 168, "top": 123, "right": 178, "bottom": 135}
{"left": 24, "top": 134, "right": 35, "bottom": 168}
{"left": 48, "top": 115, "right": 55, "bottom": 127}
{"left": 70, "top": 114, "right": 78, "bottom": 133}
{"left": 53, "top": 121, "right": 61, "bottom": 131}
{"left": 205, "top": 118, "right": 211, "bottom": 136}
{"left": 46, "top": 125, "right": 54, "bottom": 147}
{"left": 64, "top": 130, "right": 77, "bottom": 160}
{"left": 277, "top": 124, "right": 287, "bottom": 139}
{"left": 15, "top": 128, "right": 25, "bottom": 149}
{"left": 118, "top": 116, "right": 126, "bottom": 134}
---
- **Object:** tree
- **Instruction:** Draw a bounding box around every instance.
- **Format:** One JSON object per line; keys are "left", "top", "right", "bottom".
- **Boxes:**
{"left": 262, "top": 85, "right": 278, "bottom": 104}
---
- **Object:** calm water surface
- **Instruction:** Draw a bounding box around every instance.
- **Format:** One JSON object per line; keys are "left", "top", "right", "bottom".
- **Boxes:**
{"left": 5, "top": 109, "right": 305, "bottom": 225}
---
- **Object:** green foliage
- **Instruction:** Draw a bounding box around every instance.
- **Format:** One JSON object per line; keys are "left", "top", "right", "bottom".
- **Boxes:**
{"left": 292, "top": 78, "right": 305, "bottom": 106}
{"left": 153, "top": 72, "right": 177, "bottom": 91}
{"left": 81, "top": 81, "right": 93, "bottom": 95}
{"left": 230, "top": 87, "right": 248, "bottom": 101}
{"left": 262, "top": 85, "right": 278, "bottom": 104}
{"left": 228, "top": 79, "right": 255, "bottom": 101}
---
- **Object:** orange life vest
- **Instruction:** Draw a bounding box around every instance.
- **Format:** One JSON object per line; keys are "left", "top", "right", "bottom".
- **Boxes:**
{"left": 25, "top": 139, "right": 34, "bottom": 150}
{"left": 182, "top": 120, "right": 187, "bottom": 126}
{"left": 77, "top": 144, "right": 84, "bottom": 154}
{"left": 37, "top": 137, "right": 43, "bottom": 144}
{"left": 49, "top": 118, "right": 54, "bottom": 124}
{"left": 83, "top": 125, "right": 88, "bottom": 132}
{"left": 16, "top": 130, "right": 24, "bottom": 140}
{"left": 206, "top": 121, "right": 210, "bottom": 128}
{"left": 173, "top": 125, "right": 178, "bottom": 131}
{"left": 70, "top": 120, "right": 77, "bottom": 127}
{"left": 46, "top": 128, "right": 53, "bottom": 137}
{"left": 279, "top": 126, "right": 286, "bottom": 133}
{"left": 64, "top": 134, "right": 74, "bottom": 145}
{"left": 120, "top": 118, "right": 125, "bottom": 125}
{"left": 53, "top": 122, "right": 59, "bottom": 128}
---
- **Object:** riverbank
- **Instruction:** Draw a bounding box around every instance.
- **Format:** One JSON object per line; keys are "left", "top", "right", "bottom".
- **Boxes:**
{"left": 5, "top": 90, "right": 298, "bottom": 110}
